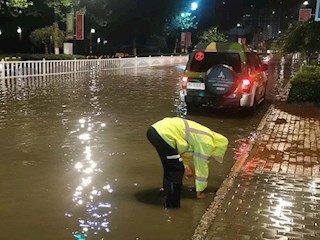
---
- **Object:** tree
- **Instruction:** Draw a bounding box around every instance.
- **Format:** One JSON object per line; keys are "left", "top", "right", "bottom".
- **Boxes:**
{"left": 0, "top": 0, "right": 33, "bottom": 16}
{"left": 164, "top": 12, "right": 198, "bottom": 53}
{"left": 274, "top": 21, "right": 320, "bottom": 64}
{"left": 30, "top": 25, "right": 65, "bottom": 54}
{"left": 45, "top": 0, "right": 113, "bottom": 54}
{"left": 147, "top": 35, "right": 167, "bottom": 53}
{"left": 44, "top": 0, "right": 72, "bottom": 54}
{"left": 171, "top": 13, "right": 198, "bottom": 32}
{"left": 198, "top": 27, "right": 227, "bottom": 44}
{"left": 252, "top": 31, "right": 266, "bottom": 53}
{"left": 78, "top": 0, "right": 111, "bottom": 27}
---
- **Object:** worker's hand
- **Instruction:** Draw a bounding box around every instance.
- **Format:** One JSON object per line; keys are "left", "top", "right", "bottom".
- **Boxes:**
{"left": 184, "top": 166, "right": 194, "bottom": 178}
{"left": 196, "top": 191, "right": 206, "bottom": 199}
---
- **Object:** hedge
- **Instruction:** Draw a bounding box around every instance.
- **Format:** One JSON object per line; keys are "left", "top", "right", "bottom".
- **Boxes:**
{"left": 1, "top": 54, "right": 86, "bottom": 61}
{"left": 288, "top": 65, "right": 320, "bottom": 103}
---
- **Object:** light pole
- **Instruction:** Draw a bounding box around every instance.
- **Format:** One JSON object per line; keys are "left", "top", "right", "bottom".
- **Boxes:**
{"left": 17, "top": 27, "right": 22, "bottom": 52}
{"left": 49, "top": 35, "right": 53, "bottom": 54}
{"left": 89, "top": 28, "right": 95, "bottom": 54}
{"left": 17, "top": 27, "right": 22, "bottom": 40}
{"left": 236, "top": 23, "right": 241, "bottom": 42}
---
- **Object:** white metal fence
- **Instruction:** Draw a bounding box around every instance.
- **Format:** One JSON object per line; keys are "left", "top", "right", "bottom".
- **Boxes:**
{"left": 0, "top": 55, "right": 188, "bottom": 79}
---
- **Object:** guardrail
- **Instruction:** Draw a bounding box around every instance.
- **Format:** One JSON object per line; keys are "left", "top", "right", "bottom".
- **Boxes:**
{"left": 0, "top": 55, "right": 188, "bottom": 79}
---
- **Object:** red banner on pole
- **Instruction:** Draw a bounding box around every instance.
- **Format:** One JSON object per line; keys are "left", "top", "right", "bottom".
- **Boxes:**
{"left": 76, "top": 14, "right": 84, "bottom": 40}
{"left": 185, "top": 32, "right": 191, "bottom": 47}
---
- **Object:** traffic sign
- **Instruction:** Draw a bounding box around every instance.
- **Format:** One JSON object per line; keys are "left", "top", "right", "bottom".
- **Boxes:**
{"left": 299, "top": 8, "right": 312, "bottom": 21}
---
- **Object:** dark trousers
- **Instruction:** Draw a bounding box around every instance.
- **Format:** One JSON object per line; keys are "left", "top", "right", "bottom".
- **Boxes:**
{"left": 147, "top": 127, "right": 184, "bottom": 208}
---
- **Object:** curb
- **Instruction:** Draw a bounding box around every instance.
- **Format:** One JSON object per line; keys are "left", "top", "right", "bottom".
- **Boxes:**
{"left": 192, "top": 104, "right": 274, "bottom": 240}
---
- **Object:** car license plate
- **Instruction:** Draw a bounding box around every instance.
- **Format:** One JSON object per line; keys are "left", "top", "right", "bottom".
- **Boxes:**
{"left": 187, "top": 82, "right": 205, "bottom": 90}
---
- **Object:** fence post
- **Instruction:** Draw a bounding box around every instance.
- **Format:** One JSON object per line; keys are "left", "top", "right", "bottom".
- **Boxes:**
{"left": 42, "top": 58, "right": 46, "bottom": 76}
{"left": 1, "top": 59, "right": 4, "bottom": 78}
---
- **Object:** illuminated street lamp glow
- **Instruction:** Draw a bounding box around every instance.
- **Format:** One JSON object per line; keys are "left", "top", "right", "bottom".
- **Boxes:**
{"left": 17, "top": 26, "right": 22, "bottom": 40}
{"left": 237, "top": 23, "right": 241, "bottom": 27}
{"left": 191, "top": 2, "right": 198, "bottom": 11}
{"left": 303, "top": 1, "right": 309, "bottom": 5}
{"left": 90, "top": 28, "right": 95, "bottom": 54}
{"left": 97, "top": 37, "right": 101, "bottom": 44}
{"left": 0, "top": 29, "right": 2, "bottom": 35}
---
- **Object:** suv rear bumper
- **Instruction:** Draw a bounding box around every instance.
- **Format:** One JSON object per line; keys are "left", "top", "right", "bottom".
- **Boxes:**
{"left": 180, "top": 90, "right": 253, "bottom": 108}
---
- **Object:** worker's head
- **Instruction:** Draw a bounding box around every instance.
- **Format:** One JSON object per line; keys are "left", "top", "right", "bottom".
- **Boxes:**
{"left": 211, "top": 132, "right": 229, "bottom": 163}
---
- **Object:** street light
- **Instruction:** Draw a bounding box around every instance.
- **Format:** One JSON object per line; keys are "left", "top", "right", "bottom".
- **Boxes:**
{"left": 236, "top": 23, "right": 241, "bottom": 43}
{"left": 191, "top": 2, "right": 198, "bottom": 11}
{"left": 89, "top": 28, "right": 95, "bottom": 54}
{"left": 17, "top": 26, "right": 22, "bottom": 40}
{"left": 303, "top": 1, "right": 309, "bottom": 6}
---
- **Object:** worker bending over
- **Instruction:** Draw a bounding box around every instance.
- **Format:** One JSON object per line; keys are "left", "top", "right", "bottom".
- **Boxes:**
{"left": 146, "top": 117, "right": 229, "bottom": 208}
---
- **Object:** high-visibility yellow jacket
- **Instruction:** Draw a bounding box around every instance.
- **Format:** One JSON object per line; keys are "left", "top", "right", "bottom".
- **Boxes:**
{"left": 152, "top": 117, "right": 229, "bottom": 192}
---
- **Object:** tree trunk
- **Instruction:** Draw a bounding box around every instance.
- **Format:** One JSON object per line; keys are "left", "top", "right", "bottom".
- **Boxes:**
{"left": 44, "top": 44, "right": 48, "bottom": 54}
{"left": 53, "top": 22, "right": 60, "bottom": 55}
{"left": 173, "top": 37, "right": 178, "bottom": 54}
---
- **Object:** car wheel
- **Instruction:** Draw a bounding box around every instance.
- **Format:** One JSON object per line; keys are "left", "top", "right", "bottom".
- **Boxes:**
{"left": 246, "top": 93, "right": 258, "bottom": 115}
{"left": 262, "top": 82, "right": 268, "bottom": 100}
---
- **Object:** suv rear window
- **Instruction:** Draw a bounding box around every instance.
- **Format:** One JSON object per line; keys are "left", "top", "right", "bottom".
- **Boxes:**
{"left": 188, "top": 52, "right": 242, "bottom": 73}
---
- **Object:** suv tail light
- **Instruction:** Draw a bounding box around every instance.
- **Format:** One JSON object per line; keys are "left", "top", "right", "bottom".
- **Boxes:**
{"left": 181, "top": 76, "right": 188, "bottom": 90}
{"left": 241, "top": 78, "right": 253, "bottom": 93}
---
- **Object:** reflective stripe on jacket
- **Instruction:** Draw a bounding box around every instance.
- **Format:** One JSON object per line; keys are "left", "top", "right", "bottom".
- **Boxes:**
{"left": 152, "top": 117, "right": 228, "bottom": 192}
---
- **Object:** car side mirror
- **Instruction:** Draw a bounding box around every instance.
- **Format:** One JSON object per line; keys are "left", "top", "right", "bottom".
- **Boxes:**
{"left": 260, "top": 64, "right": 268, "bottom": 72}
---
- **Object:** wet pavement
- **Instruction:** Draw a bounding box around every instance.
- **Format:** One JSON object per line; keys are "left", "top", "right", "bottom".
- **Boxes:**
{"left": 0, "top": 65, "right": 271, "bottom": 240}
{"left": 193, "top": 61, "right": 320, "bottom": 239}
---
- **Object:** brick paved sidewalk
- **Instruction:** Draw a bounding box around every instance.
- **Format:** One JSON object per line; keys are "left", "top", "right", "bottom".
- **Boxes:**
{"left": 193, "top": 102, "right": 320, "bottom": 240}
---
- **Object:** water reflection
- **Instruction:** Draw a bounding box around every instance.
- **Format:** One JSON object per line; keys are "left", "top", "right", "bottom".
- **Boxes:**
{"left": 65, "top": 70, "right": 114, "bottom": 239}
{"left": 269, "top": 197, "right": 293, "bottom": 233}
{"left": 0, "top": 73, "right": 89, "bottom": 104}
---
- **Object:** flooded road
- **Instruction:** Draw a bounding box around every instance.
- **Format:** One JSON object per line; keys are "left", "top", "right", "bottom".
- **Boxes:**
{"left": 0, "top": 57, "right": 296, "bottom": 240}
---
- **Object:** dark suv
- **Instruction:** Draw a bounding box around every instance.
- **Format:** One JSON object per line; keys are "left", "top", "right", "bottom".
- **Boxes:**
{"left": 179, "top": 42, "right": 268, "bottom": 113}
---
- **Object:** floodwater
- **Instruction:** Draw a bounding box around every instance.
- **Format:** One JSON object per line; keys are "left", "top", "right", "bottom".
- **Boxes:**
{"left": 0, "top": 57, "right": 295, "bottom": 240}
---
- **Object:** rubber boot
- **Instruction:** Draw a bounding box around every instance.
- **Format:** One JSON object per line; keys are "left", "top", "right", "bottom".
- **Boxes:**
{"left": 164, "top": 182, "right": 182, "bottom": 208}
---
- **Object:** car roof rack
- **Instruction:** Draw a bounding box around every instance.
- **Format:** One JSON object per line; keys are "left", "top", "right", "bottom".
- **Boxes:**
{"left": 193, "top": 42, "right": 250, "bottom": 52}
